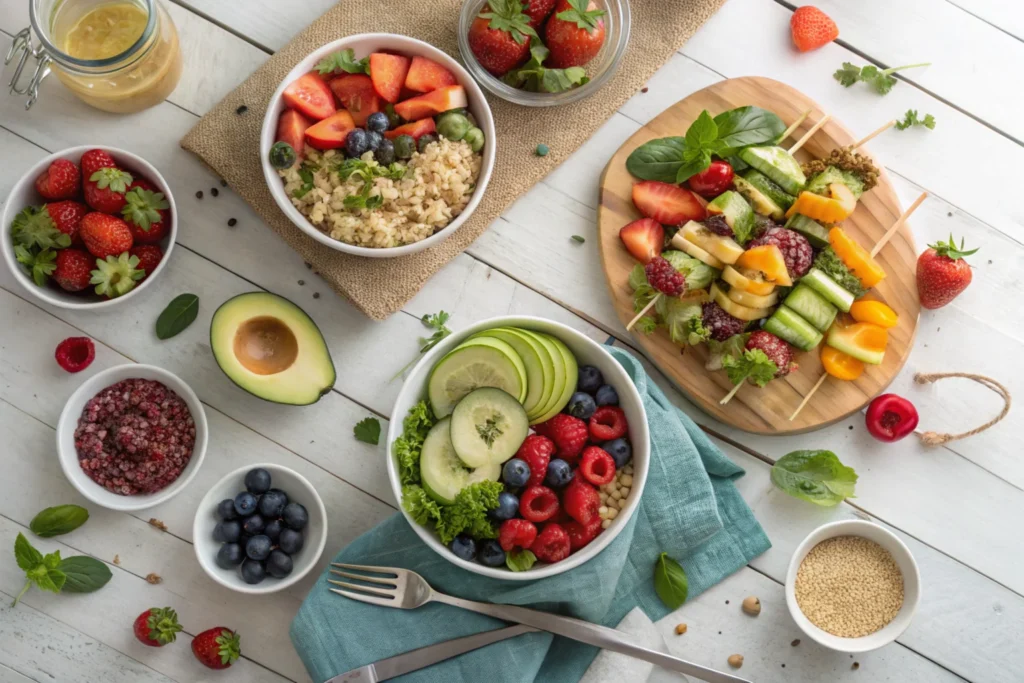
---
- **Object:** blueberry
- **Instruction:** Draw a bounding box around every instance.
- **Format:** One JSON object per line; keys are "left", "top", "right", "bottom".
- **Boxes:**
{"left": 595, "top": 385, "right": 619, "bottom": 406}
{"left": 450, "top": 534, "right": 477, "bottom": 561}
{"left": 278, "top": 528, "right": 304, "bottom": 555}
{"left": 217, "top": 498, "right": 238, "bottom": 520}
{"left": 215, "top": 543, "right": 244, "bottom": 569}
{"left": 502, "top": 458, "right": 531, "bottom": 488}
{"left": 566, "top": 392, "right": 597, "bottom": 420}
{"left": 345, "top": 128, "right": 370, "bottom": 157}
{"left": 214, "top": 520, "right": 241, "bottom": 543}
{"left": 233, "top": 491, "right": 257, "bottom": 516}
{"left": 602, "top": 438, "right": 632, "bottom": 468}
{"left": 282, "top": 502, "right": 309, "bottom": 531}
{"left": 576, "top": 365, "right": 604, "bottom": 394}
{"left": 263, "top": 518, "right": 283, "bottom": 543}
{"left": 244, "top": 467, "right": 272, "bottom": 494}
{"left": 374, "top": 139, "right": 396, "bottom": 165}
{"left": 259, "top": 489, "right": 288, "bottom": 518}
{"left": 489, "top": 491, "right": 519, "bottom": 520}
{"left": 266, "top": 549, "right": 293, "bottom": 578}
{"left": 478, "top": 539, "right": 506, "bottom": 567}
{"left": 242, "top": 513, "right": 266, "bottom": 535}
{"left": 240, "top": 558, "right": 266, "bottom": 585}
{"left": 366, "top": 111, "right": 389, "bottom": 133}
{"left": 245, "top": 534, "right": 272, "bottom": 561}
{"left": 545, "top": 459, "right": 574, "bottom": 488}
{"left": 367, "top": 131, "right": 383, "bottom": 151}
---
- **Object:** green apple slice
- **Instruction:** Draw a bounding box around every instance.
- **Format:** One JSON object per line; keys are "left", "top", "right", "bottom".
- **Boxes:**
{"left": 531, "top": 332, "right": 578, "bottom": 424}
{"left": 472, "top": 327, "right": 552, "bottom": 422}
{"left": 427, "top": 337, "right": 527, "bottom": 418}
{"left": 517, "top": 329, "right": 565, "bottom": 424}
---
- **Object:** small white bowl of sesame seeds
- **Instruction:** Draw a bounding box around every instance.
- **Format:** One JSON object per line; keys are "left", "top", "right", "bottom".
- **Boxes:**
{"left": 785, "top": 519, "right": 920, "bottom": 653}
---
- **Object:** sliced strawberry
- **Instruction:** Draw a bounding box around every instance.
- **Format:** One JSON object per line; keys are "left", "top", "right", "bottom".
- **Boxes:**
{"left": 393, "top": 85, "right": 468, "bottom": 122}
{"left": 618, "top": 217, "right": 664, "bottom": 264}
{"left": 276, "top": 109, "right": 312, "bottom": 161}
{"left": 368, "top": 53, "right": 411, "bottom": 103}
{"left": 383, "top": 118, "right": 436, "bottom": 141}
{"left": 404, "top": 56, "right": 458, "bottom": 93}
{"left": 632, "top": 180, "right": 706, "bottom": 225}
{"left": 329, "top": 74, "right": 381, "bottom": 126}
{"left": 283, "top": 72, "right": 336, "bottom": 121}
{"left": 304, "top": 110, "right": 356, "bottom": 150}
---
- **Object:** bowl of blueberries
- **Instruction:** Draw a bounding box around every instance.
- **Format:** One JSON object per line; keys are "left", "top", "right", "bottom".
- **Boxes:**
{"left": 193, "top": 463, "right": 327, "bottom": 594}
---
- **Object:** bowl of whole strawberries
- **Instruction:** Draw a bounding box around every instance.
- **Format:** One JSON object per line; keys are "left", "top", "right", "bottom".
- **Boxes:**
{"left": 2, "top": 146, "right": 176, "bottom": 309}
{"left": 388, "top": 315, "right": 649, "bottom": 579}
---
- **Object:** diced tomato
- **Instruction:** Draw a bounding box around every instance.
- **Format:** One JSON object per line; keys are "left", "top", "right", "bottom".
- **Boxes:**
{"left": 383, "top": 118, "right": 436, "bottom": 141}
{"left": 282, "top": 72, "right": 336, "bottom": 121}
{"left": 368, "top": 53, "right": 411, "bottom": 103}
{"left": 328, "top": 74, "right": 381, "bottom": 127}
{"left": 276, "top": 109, "right": 312, "bottom": 160}
{"left": 393, "top": 85, "right": 468, "bottom": 121}
{"left": 304, "top": 110, "right": 356, "bottom": 150}
{"left": 404, "top": 56, "right": 458, "bottom": 93}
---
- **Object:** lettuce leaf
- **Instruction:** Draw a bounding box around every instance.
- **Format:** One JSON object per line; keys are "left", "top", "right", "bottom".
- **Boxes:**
{"left": 402, "top": 481, "right": 502, "bottom": 545}
{"left": 658, "top": 298, "right": 709, "bottom": 346}
{"left": 394, "top": 401, "right": 435, "bottom": 486}
{"left": 705, "top": 333, "right": 749, "bottom": 371}
{"left": 661, "top": 250, "right": 718, "bottom": 291}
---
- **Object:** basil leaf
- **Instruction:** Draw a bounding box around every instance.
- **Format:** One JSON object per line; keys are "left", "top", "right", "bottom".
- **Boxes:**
{"left": 653, "top": 552, "right": 688, "bottom": 609}
{"left": 626, "top": 137, "right": 687, "bottom": 182}
{"left": 713, "top": 106, "right": 786, "bottom": 156}
{"left": 156, "top": 294, "right": 199, "bottom": 340}
{"left": 59, "top": 556, "right": 112, "bottom": 593}
{"left": 29, "top": 505, "right": 90, "bottom": 538}
{"left": 506, "top": 548, "right": 537, "bottom": 572}
{"left": 675, "top": 151, "right": 711, "bottom": 184}
{"left": 14, "top": 533, "right": 42, "bottom": 572}
{"left": 770, "top": 450, "right": 858, "bottom": 507}
{"left": 685, "top": 110, "right": 718, "bottom": 148}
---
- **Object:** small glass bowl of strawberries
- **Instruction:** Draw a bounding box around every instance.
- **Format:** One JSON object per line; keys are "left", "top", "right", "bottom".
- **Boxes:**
{"left": 1, "top": 145, "right": 176, "bottom": 309}
{"left": 458, "top": 0, "right": 630, "bottom": 106}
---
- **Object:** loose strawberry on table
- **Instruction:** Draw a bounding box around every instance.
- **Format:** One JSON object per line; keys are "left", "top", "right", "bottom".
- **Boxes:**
{"left": 544, "top": 0, "right": 606, "bottom": 69}
{"left": 790, "top": 5, "right": 839, "bottom": 53}
{"left": 192, "top": 627, "right": 241, "bottom": 670}
{"left": 916, "top": 235, "right": 977, "bottom": 309}
{"left": 468, "top": 0, "right": 537, "bottom": 76}
{"left": 35, "top": 158, "right": 81, "bottom": 200}
{"left": 133, "top": 607, "right": 182, "bottom": 647}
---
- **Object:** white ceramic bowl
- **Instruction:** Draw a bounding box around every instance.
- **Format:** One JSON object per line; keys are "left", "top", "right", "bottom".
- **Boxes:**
{"left": 260, "top": 33, "right": 496, "bottom": 258}
{"left": 193, "top": 463, "right": 328, "bottom": 594}
{"left": 785, "top": 519, "right": 921, "bottom": 653}
{"left": 387, "top": 315, "right": 650, "bottom": 580}
{"left": 2, "top": 145, "right": 177, "bottom": 309}
{"left": 56, "top": 364, "right": 207, "bottom": 511}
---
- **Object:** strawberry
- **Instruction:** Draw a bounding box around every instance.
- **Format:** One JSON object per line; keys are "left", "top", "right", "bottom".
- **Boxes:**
{"left": 562, "top": 477, "right": 600, "bottom": 524}
{"left": 499, "top": 518, "right": 538, "bottom": 551}
{"left": 122, "top": 184, "right": 170, "bottom": 244}
{"left": 130, "top": 244, "right": 164, "bottom": 280}
{"left": 537, "top": 414, "right": 588, "bottom": 462}
{"left": 631, "top": 181, "right": 707, "bottom": 226}
{"left": 133, "top": 607, "right": 182, "bottom": 647}
{"left": 790, "top": 6, "right": 839, "bottom": 53}
{"left": 52, "top": 248, "right": 95, "bottom": 292}
{"left": 523, "top": 0, "right": 557, "bottom": 28}
{"left": 35, "top": 159, "right": 81, "bottom": 200}
{"left": 81, "top": 213, "right": 133, "bottom": 259}
{"left": 519, "top": 485, "right": 560, "bottom": 523}
{"left": 468, "top": 0, "right": 537, "bottom": 77}
{"left": 191, "top": 627, "right": 241, "bottom": 670}
{"left": 916, "top": 235, "right": 977, "bottom": 309}
{"left": 565, "top": 515, "right": 602, "bottom": 551}
{"left": 91, "top": 252, "right": 144, "bottom": 299}
{"left": 544, "top": 0, "right": 606, "bottom": 69}
{"left": 85, "top": 166, "right": 134, "bottom": 214}
{"left": 516, "top": 435, "right": 555, "bottom": 488}
{"left": 45, "top": 200, "right": 88, "bottom": 245}
{"left": 619, "top": 218, "right": 664, "bottom": 264}
{"left": 80, "top": 149, "right": 117, "bottom": 177}
{"left": 530, "top": 523, "right": 570, "bottom": 563}
{"left": 404, "top": 56, "right": 458, "bottom": 93}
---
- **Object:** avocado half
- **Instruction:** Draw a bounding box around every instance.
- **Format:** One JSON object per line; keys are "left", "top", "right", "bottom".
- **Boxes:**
{"left": 210, "top": 292, "right": 336, "bottom": 405}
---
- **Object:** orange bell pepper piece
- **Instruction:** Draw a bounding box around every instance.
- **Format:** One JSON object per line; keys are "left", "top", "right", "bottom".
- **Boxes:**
{"left": 820, "top": 345, "right": 865, "bottom": 380}
{"left": 785, "top": 183, "right": 857, "bottom": 223}
{"left": 828, "top": 227, "right": 887, "bottom": 288}
{"left": 850, "top": 300, "right": 898, "bottom": 328}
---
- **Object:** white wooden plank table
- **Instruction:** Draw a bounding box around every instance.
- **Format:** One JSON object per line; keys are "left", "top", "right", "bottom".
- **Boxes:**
{"left": 1, "top": 0, "right": 1021, "bottom": 681}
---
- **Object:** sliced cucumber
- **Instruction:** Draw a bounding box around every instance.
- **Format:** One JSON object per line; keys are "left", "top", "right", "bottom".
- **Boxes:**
{"left": 531, "top": 333, "right": 578, "bottom": 424}
{"left": 428, "top": 337, "right": 526, "bottom": 418}
{"left": 764, "top": 305, "right": 823, "bottom": 351}
{"left": 741, "top": 169, "right": 795, "bottom": 211}
{"left": 827, "top": 327, "right": 885, "bottom": 365}
{"left": 517, "top": 329, "right": 566, "bottom": 424}
{"left": 420, "top": 417, "right": 501, "bottom": 505}
{"left": 450, "top": 387, "right": 530, "bottom": 468}
{"left": 706, "top": 191, "right": 756, "bottom": 244}
{"left": 473, "top": 328, "right": 550, "bottom": 422}
{"left": 738, "top": 146, "right": 807, "bottom": 195}
{"left": 784, "top": 284, "right": 838, "bottom": 332}
{"left": 734, "top": 175, "right": 785, "bottom": 220}
{"left": 784, "top": 213, "right": 830, "bottom": 249}
{"left": 802, "top": 268, "right": 854, "bottom": 312}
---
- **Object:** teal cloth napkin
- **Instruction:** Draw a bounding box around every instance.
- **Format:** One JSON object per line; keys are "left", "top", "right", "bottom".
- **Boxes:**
{"left": 290, "top": 347, "right": 771, "bottom": 683}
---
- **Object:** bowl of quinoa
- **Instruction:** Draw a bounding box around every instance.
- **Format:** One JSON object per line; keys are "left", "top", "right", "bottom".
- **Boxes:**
{"left": 57, "top": 364, "right": 208, "bottom": 511}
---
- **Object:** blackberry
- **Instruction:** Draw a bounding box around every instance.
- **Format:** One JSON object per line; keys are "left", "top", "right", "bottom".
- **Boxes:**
{"left": 704, "top": 214, "right": 733, "bottom": 236}
{"left": 749, "top": 227, "right": 813, "bottom": 279}
{"left": 644, "top": 256, "right": 687, "bottom": 296}
{"left": 702, "top": 302, "right": 747, "bottom": 341}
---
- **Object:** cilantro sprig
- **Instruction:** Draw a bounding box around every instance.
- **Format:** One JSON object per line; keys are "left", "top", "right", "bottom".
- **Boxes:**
{"left": 315, "top": 48, "right": 369, "bottom": 76}
{"left": 391, "top": 311, "right": 453, "bottom": 380}
{"left": 895, "top": 109, "right": 936, "bottom": 131}
{"left": 719, "top": 348, "right": 778, "bottom": 405}
{"left": 336, "top": 158, "right": 407, "bottom": 210}
{"left": 353, "top": 417, "right": 382, "bottom": 445}
{"left": 833, "top": 61, "right": 930, "bottom": 95}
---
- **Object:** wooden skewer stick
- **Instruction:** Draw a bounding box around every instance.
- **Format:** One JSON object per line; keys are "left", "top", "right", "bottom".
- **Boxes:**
{"left": 853, "top": 119, "right": 897, "bottom": 150}
{"left": 780, "top": 109, "right": 812, "bottom": 142}
{"left": 720, "top": 379, "right": 745, "bottom": 406}
{"left": 789, "top": 374, "right": 828, "bottom": 421}
{"left": 787, "top": 114, "right": 831, "bottom": 155}
{"left": 626, "top": 295, "right": 659, "bottom": 332}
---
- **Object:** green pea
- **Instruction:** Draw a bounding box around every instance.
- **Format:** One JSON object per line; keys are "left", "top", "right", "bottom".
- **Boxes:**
{"left": 436, "top": 113, "right": 472, "bottom": 141}
{"left": 464, "top": 127, "right": 485, "bottom": 153}
{"left": 269, "top": 141, "right": 297, "bottom": 170}
{"left": 417, "top": 133, "right": 439, "bottom": 153}
{"left": 384, "top": 103, "right": 403, "bottom": 129}
{"left": 393, "top": 134, "right": 416, "bottom": 160}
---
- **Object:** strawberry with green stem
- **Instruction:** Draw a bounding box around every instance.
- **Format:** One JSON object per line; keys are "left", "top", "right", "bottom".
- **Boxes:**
{"left": 133, "top": 607, "right": 183, "bottom": 647}
{"left": 545, "top": 0, "right": 606, "bottom": 69}
{"left": 122, "top": 186, "right": 171, "bottom": 244}
{"left": 917, "top": 235, "right": 978, "bottom": 309}
{"left": 468, "top": 0, "right": 538, "bottom": 76}
{"left": 192, "top": 627, "right": 241, "bottom": 669}
{"left": 14, "top": 246, "right": 57, "bottom": 286}
{"left": 91, "top": 252, "right": 144, "bottom": 298}
{"left": 85, "top": 166, "right": 134, "bottom": 214}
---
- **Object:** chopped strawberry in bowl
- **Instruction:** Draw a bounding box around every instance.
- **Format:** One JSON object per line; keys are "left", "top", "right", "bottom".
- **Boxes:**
{"left": 1, "top": 145, "right": 177, "bottom": 310}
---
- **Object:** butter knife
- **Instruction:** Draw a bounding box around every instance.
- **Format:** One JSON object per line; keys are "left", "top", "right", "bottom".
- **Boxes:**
{"left": 324, "top": 624, "right": 537, "bottom": 682}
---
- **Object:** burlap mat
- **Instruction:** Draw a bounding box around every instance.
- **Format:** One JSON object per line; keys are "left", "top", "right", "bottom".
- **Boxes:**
{"left": 181, "top": 0, "right": 725, "bottom": 320}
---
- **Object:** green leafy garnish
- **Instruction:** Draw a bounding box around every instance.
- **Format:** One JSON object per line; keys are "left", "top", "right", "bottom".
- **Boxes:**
{"left": 896, "top": 109, "right": 936, "bottom": 131}
{"left": 659, "top": 298, "right": 709, "bottom": 347}
{"left": 928, "top": 234, "right": 978, "bottom": 260}
{"left": 155, "top": 293, "right": 199, "bottom": 340}
{"left": 14, "top": 246, "right": 57, "bottom": 286}
{"left": 336, "top": 158, "right": 406, "bottom": 210}
{"left": 392, "top": 311, "right": 453, "bottom": 380}
{"left": 705, "top": 333, "right": 749, "bottom": 371}
{"left": 292, "top": 164, "right": 317, "bottom": 199}
{"left": 402, "top": 480, "right": 503, "bottom": 545}
{"left": 634, "top": 316, "right": 658, "bottom": 335}
{"left": 353, "top": 417, "right": 381, "bottom": 445}
{"left": 506, "top": 549, "right": 537, "bottom": 572}
{"left": 555, "top": 0, "right": 606, "bottom": 30}
{"left": 315, "top": 48, "right": 369, "bottom": 75}
{"left": 833, "top": 61, "right": 930, "bottom": 95}
{"left": 13, "top": 533, "right": 65, "bottom": 607}
{"left": 394, "top": 401, "right": 435, "bottom": 486}
{"left": 770, "top": 450, "right": 857, "bottom": 507}
{"left": 58, "top": 556, "right": 112, "bottom": 593}
{"left": 653, "top": 552, "right": 688, "bottom": 609}
{"left": 813, "top": 247, "right": 867, "bottom": 298}
{"left": 502, "top": 42, "right": 589, "bottom": 93}
{"left": 29, "top": 505, "right": 89, "bottom": 538}
{"left": 722, "top": 348, "right": 778, "bottom": 388}
{"left": 11, "top": 207, "right": 71, "bottom": 251}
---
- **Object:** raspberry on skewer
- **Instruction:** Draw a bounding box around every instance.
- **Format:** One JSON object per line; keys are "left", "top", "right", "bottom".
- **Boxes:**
{"left": 625, "top": 256, "right": 687, "bottom": 332}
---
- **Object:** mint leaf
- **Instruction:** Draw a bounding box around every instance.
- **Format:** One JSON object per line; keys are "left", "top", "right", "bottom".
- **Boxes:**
{"left": 155, "top": 294, "right": 199, "bottom": 340}
{"left": 506, "top": 548, "right": 537, "bottom": 572}
{"left": 59, "top": 556, "right": 112, "bottom": 593}
{"left": 15, "top": 533, "right": 42, "bottom": 572}
{"left": 353, "top": 417, "right": 381, "bottom": 445}
{"left": 29, "top": 505, "right": 89, "bottom": 538}
{"left": 770, "top": 450, "right": 857, "bottom": 506}
{"left": 653, "top": 552, "right": 688, "bottom": 609}
{"left": 13, "top": 534, "right": 66, "bottom": 606}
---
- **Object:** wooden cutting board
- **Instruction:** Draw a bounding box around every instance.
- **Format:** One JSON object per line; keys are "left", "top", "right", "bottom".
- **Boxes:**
{"left": 598, "top": 77, "right": 919, "bottom": 434}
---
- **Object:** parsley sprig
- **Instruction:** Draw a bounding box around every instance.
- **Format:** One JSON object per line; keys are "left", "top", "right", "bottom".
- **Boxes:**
{"left": 335, "top": 158, "right": 407, "bottom": 210}
{"left": 315, "top": 48, "right": 369, "bottom": 76}
{"left": 833, "top": 61, "right": 930, "bottom": 95}
{"left": 392, "top": 311, "right": 453, "bottom": 380}
{"left": 353, "top": 417, "right": 381, "bottom": 445}
{"left": 895, "top": 109, "right": 936, "bottom": 130}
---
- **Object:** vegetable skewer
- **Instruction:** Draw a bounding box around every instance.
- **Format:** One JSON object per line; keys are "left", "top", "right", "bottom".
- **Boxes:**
{"left": 787, "top": 115, "right": 832, "bottom": 155}
{"left": 780, "top": 109, "right": 812, "bottom": 142}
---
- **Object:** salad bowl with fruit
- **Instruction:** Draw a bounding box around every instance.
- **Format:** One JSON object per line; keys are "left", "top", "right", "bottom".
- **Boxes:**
{"left": 388, "top": 316, "right": 649, "bottom": 579}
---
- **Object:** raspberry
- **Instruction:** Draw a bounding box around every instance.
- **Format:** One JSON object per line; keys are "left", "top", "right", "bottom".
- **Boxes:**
{"left": 519, "top": 486, "right": 560, "bottom": 523}
{"left": 562, "top": 478, "right": 600, "bottom": 524}
{"left": 530, "top": 523, "right": 570, "bottom": 563}
{"left": 579, "top": 446, "right": 616, "bottom": 486}
{"left": 565, "top": 516, "right": 602, "bottom": 551}
{"left": 644, "top": 256, "right": 686, "bottom": 297}
{"left": 538, "top": 414, "right": 588, "bottom": 463}
{"left": 498, "top": 519, "right": 537, "bottom": 552}
{"left": 704, "top": 214, "right": 733, "bottom": 237}
{"left": 749, "top": 227, "right": 813, "bottom": 279}
{"left": 702, "top": 301, "right": 747, "bottom": 341}
{"left": 747, "top": 331, "right": 797, "bottom": 377}
{"left": 589, "top": 406, "right": 628, "bottom": 442}
{"left": 55, "top": 337, "right": 95, "bottom": 373}
{"left": 516, "top": 435, "right": 555, "bottom": 488}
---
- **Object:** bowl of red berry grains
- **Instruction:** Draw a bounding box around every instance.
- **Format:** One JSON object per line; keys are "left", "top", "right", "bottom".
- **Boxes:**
{"left": 388, "top": 316, "right": 649, "bottom": 579}
{"left": 1, "top": 146, "right": 176, "bottom": 309}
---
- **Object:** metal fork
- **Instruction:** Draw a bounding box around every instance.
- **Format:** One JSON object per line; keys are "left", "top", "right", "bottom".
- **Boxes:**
{"left": 328, "top": 563, "right": 751, "bottom": 683}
